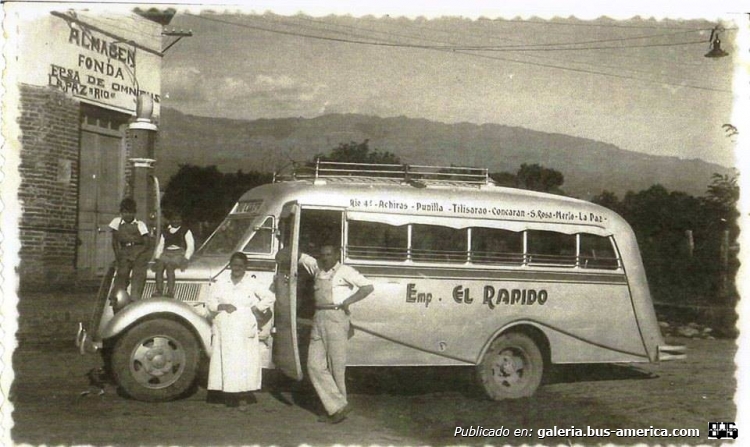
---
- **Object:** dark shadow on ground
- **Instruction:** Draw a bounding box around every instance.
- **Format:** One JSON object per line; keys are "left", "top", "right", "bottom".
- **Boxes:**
{"left": 347, "top": 366, "right": 482, "bottom": 398}
{"left": 263, "top": 362, "right": 657, "bottom": 403}
{"left": 262, "top": 369, "right": 323, "bottom": 415}
{"left": 264, "top": 366, "right": 482, "bottom": 400}
{"left": 544, "top": 363, "right": 658, "bottom": 385}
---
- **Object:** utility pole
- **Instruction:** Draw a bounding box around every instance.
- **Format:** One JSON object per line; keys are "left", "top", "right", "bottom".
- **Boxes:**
{"left": 719, "top": 227, "right": 730, "bottom": 300}
{"left": 162, "top": 29, "right": 193, "bottom": 53}
{"left": 685, "top": 229, "right": 694, "bottom": 258}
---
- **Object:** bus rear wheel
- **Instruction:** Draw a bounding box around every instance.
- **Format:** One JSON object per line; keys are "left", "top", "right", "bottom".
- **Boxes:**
{"left": 477, "top": 332, "right": 543, "bottom": 400}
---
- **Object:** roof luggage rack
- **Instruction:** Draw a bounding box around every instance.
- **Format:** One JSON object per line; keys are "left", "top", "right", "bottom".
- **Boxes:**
{"left": 274, "top": 160, "right": 492, "bottom": 187}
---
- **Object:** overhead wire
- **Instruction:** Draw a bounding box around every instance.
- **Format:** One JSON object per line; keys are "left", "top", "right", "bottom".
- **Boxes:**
{"left": 272, "top": 14, "right": 729, "bottom": 90}
{"left": 447, "top": 18, "right": 712, "bottom": 73}
{"left": 448, "top": 49, "right": 730, "bottom": 93}
{"left": 266, "top": 12, "right": 724, "bottom": 71}
{"left": 184, "top": 13, "right": 731, "bottom": 93}
{"left": 452, "top": 39, "right": 707, "bottom": 51}
{"left": 187, "top": 13, "right": 433, "bottom": 48}
{"left": 286, "top": 14, "right": 729, "bottom": 88}
{"left": 186, "top": 13, "right": 710, "bottom": 52}
{"left": 516, "top": 51, "right": 709, "bottom": 84}
{"left": 288, "top": 13, "right": 711, "bottom": 47}
{"left": 377, "top": 15, "right": 728, "bottom": 85}
{"left": 540, "top": 47, "right": 708, "bottom": 67}
{"left": 286, "top": 13, "right": 711, "bottom": 80}
{"left": 366, "top": 15, "right": 714, "bottom": 66}
{"left": 249, "top": 13, "right": 393, "bottom": 44}
{"left": 290, "top": 13, "right": 712, "bottom": 72}
{"left": 480, "top": 18, "right": 737, "bottom": 31}
{"left": 458, "top": 28, "right": 708, "bottom": 47}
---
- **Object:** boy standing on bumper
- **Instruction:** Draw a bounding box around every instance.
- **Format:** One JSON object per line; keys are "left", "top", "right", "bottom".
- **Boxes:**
{"left": 153, "top": 211, "right": 195, "bottom": 297}
{"left": 109, "top": 197, "right": 151, "bottom": 300}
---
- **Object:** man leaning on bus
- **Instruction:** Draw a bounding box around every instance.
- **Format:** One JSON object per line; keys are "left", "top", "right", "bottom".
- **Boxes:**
{"left": 303, "top": 244, "right": 374, "bottom": 424}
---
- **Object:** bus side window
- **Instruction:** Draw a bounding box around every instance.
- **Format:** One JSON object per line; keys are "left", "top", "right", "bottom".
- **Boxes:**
{"left": 579, "top": 234, "right": 619, "bottom": 269}
{"left": 527, "top": 230, "right": 576, "bottom": 266}
{"left": 411, "top": 224, "right": 467, "bottom": 263}
{"left": 299, "top": 209, "right": 343, "bottom": 254}
{"left": 347, "top": 221, "right": 407, "bottom": 261}
{"left": 470, "top": 227, "right": 523, "bottom": 265}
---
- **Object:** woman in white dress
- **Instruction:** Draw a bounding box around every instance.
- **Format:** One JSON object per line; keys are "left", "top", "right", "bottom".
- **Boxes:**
{"left": 207, "top": 252, "right": 275, "bottom": 407}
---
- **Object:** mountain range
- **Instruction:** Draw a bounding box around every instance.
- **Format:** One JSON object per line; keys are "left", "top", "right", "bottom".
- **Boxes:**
{"left": 156, "top": 107, "right": 734, "bottom": 199}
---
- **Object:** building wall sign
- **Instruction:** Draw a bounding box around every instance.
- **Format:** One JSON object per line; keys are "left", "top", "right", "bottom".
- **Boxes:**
{"left": 19, "top": 11, "right": 162, "bottom": 116}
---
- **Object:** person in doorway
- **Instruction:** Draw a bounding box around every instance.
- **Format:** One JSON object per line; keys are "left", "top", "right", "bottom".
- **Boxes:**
{"left": 206, "top": 252, "right": 275, "bottom": 408}
{"left": 109, "top": 197, "right": 150, "bottom": 300}
{"left": 152, "top": 211, "right": 195, "bottom": 297}
{"left": 306, "top": 244, "right": 374, "bottom": 424}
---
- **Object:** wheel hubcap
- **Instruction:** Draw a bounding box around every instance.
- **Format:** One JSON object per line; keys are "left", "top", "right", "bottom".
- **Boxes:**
{"left": 130, "top": 335, "right": 186, "bottom": 388}
{"left": 493, "top": 348, "right": 527, "bottom": 387}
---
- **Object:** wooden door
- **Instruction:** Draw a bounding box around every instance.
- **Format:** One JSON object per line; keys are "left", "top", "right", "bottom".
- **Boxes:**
{"left": 77, "top": 110, "right": 127, "bottom": 279}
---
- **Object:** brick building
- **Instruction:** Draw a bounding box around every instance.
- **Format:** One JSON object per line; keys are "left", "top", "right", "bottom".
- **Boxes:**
{"left": 7, "top": 8, "right": 171, "bottom": 290}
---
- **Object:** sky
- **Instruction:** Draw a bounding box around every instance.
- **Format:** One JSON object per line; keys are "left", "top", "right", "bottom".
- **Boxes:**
{"left": 156, "top": 2, "right": 746, "bottom": 169}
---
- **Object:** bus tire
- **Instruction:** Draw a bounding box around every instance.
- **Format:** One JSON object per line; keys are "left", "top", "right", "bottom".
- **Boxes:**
{"left": 477, "top": 332, "right": 543, "bottom": 400}
{"left": 112, "top": 319, "right": 200, "bottom": 402}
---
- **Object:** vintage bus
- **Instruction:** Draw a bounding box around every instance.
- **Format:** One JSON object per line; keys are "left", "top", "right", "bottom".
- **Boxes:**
{"left": 77, "top": 161, "right": 685, "bottom": 402}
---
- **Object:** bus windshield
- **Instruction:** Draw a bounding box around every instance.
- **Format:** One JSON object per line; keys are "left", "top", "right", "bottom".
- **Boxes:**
{"left": 197, "top": 216, "right": 257, "bottom": 256}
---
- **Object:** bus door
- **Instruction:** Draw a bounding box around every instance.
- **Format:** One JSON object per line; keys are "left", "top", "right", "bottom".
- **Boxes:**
{"left": 272, "top": 202, "right": 302, "bottom": 380}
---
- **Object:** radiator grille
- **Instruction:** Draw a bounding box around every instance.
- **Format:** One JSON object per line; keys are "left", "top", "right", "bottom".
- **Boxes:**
{"left": 142, "top": 282, "right": 204, "bottom": 302}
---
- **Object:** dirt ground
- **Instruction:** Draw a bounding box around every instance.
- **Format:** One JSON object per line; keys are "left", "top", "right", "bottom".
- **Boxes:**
{"left": 7, "top": 335, "right": 737, "bottom": 446}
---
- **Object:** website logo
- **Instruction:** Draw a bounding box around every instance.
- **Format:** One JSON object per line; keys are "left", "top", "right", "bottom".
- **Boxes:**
{"left": 708, "top": 422, "right": 738, "bottom": 440}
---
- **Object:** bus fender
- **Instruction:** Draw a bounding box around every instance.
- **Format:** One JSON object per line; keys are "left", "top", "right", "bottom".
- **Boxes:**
{"left": 476, "top": 320, "right": 550, "bottom": 364}
{"left": 99, "top": 298, "right": 213, "bottom": 354}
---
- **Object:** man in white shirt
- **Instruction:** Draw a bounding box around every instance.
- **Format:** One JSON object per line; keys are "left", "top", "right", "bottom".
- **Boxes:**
{"left": 153, "top": 211, "right": 195, "bottom": 297}
{"left": 305, "top": 245, "right": 374, "bottom": 424}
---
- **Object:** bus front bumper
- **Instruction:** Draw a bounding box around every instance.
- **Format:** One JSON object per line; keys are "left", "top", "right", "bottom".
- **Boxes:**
{"left": 76, "top": 322, "right": 102, "bottom": 355}
{"left": 657, "top": 343, "right": 686, "bottom": 361}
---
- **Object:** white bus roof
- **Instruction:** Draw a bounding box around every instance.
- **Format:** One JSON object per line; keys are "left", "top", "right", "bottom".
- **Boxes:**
{"left": 239, "top": 162, "right": 629, "bottom": 236}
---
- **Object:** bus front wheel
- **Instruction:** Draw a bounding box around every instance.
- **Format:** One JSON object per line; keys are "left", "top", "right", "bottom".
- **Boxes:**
{"left": 111, "top": 319, "right": 200, "bottom": 402}
{"left": 477, "top": 332, "right": 543, "bottom": 400}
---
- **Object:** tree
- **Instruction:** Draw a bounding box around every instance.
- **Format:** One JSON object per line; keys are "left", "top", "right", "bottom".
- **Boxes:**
{"left": 701, "top": 172, "right": 740, "bottom": 302}
{"left": 703, "top": 172, "right": 739, "bottom": 221}
{"left": 490, "top": 164, "right": 565, "bottom": 193}
{"left": 516, "top": 163, "right": 565, "bottom": 193}
{"left": 599, "top": 179, "right": 741, "bottom": 305}
{"left": 161, "top": 165, "right": 227, "bottom": 226}
{"left": 619, "top": 185, "right": 703, "bottom": 302}
{"left": 314, "top": 139, "right": 400, "bottom": 165}
{"left": 590, "top": 190, "right": 621, "bottom": 214}
{"left": 161, "top": 164, "right": 272, "bottom": 241}
{"left": 489, "top": 171, "right": 518, "bottom": 188}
